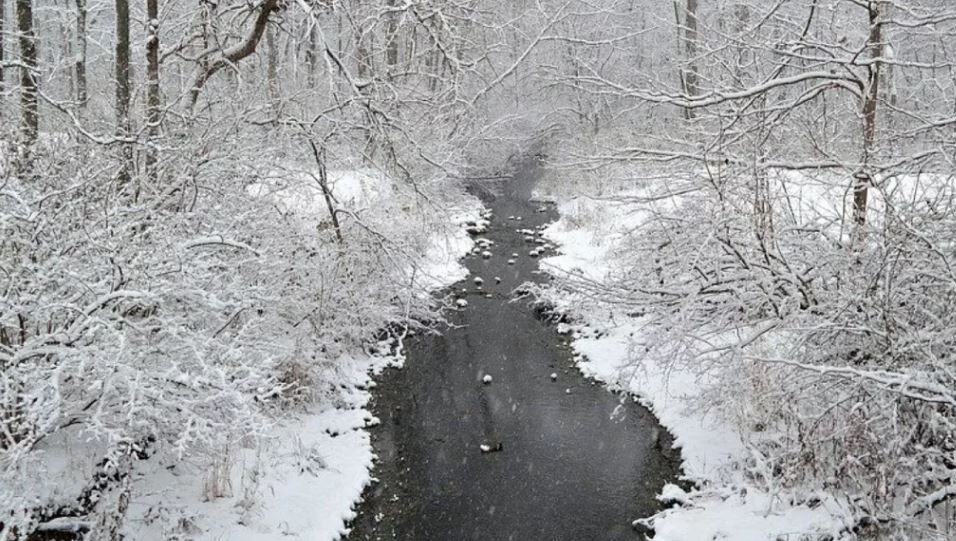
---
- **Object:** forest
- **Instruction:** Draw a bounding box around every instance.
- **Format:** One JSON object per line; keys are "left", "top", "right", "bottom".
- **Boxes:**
{"left": 1, "top": 0, "right": 955, "bottom": 539}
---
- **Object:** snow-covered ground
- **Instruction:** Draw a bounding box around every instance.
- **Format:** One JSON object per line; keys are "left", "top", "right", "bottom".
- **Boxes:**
{"left": 249, "top": 166, "right": 478, "bottom": 291}
{"left": 125, "top": 350, "right": 393, "bottom": 540}
{"left": 536, "top": 189, "right": 855, "bottom": 540}
{"left": 120, "top": 169, "right": 482, "bottom": 540}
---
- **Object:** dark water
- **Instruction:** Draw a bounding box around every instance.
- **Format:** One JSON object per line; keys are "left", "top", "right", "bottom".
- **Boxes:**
{"left": 348, "top": 162, "right": 681, "bottom": 540}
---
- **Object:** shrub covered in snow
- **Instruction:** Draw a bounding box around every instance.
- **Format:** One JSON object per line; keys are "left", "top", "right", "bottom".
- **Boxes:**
{"left": 534, "top": 150, "right": 956, "bottom": 536}
{"left": 0, "top": 124, "right": 479, "bottom": 536}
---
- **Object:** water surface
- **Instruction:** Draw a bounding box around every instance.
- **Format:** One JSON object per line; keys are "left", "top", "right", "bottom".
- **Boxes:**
{"left": 349, "top": 162, "right": 681, "bottom": 540}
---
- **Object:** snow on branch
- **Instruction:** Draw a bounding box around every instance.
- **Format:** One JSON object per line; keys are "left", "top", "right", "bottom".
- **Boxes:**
{"left": 746, "top": 356, "right": 956, "bottom": 408}
{"left": 187, "top": 0, "right": 281, "bottom": 108}
{"left": 181, "top": 236, "right": 260, "bottom": 256}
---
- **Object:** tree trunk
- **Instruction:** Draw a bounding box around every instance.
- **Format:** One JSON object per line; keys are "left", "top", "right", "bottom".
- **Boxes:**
{"left": 115, "top": 0, "right": 132, "bottom": 187}
{"left": 308, "top": 140, "right": 343, "bottom": 244}
{"left": 384, "top": 0, "right": 399, "bottom": 72}
{"left": 0, "top": 0, "right": 6, "bottom": 96}
{"left": 854, "top": 1, "right": 883, "bottom": 227}
{"left": 75, "top": 0, "right": 87, "bottom": 106}
{"left": 63, "top": 22, "right": 74, "bottom": 100}
{"left": 145, "top": 0, "right": 160, "bottom": 184}
{"left": 684, "top": 0, "right": 699, "bottom": 99}
{"left": 266, "top": 25, "right": 279, "bottom": 114}
{"left": 355, "top": 18, "right": 375, "bottom": 161}
{"left": 306, "top": 22, "right": 318, "bottom": 88}
{"left": 672, "top": 1, "right": 689, "bottom": 119}
{"left": 187, "top": 0, "right": 278, "bottom": 108}
{"left": 732, "top": 3, "right": 749, "bottom": 85}
{"left": 15, "top": 0, "right": 38, "bottom": 174}
{"left": 356, "top": 31, "right": 372, "bottom": 80}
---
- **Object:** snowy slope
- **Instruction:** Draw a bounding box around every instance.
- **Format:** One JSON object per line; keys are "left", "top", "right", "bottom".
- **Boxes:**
{"left": 125, "top": 350, "right": 392, "bottom": 541}
{"left": 537, "top": 190, "right": 854, "bottom": 540}
{"left": 123, "top": 169, "right": 482, "bottom": 540}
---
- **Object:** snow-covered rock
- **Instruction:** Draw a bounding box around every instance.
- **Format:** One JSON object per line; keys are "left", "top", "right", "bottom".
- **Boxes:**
{"left": 658, "top": 483, "right": 690, "bottom": 506}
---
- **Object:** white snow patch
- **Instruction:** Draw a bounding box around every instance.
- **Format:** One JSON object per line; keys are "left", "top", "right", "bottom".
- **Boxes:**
{"left": 249, "top": 167, "right": 482, "bottom": 293}
{"left": 125, "top": 352, "right": 393, "bottom": 541}
{"left": 124, "top": 168, "right": 485, "bottom": 540}
{"left": 417, "top": 202, "right": 483, "bottom": 291}
{"left": 540, "top": 186, "right": 853, "bottom": 540}
{"left": 641, "top": 489, "right": 850, "bottom": 541}
{"left": 657, "top": 483, "right": 690, "bottom": 506}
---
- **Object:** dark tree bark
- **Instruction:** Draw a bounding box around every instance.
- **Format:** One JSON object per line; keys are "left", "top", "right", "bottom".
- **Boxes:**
{"left": 15, "top": 0, "right": 38, "bottom": 173}
{"left": 145, "top": 0, "right": 160, "bottom": 183}
{"left": 684, "top": 0, "right": 699, "bottom": 99}
{"left": 266, "top": 25, "right": 279, "bottom": 110}
{"left": 854, "top": 1, "right": 883, "bottom": 227}
{"left": 385, "top": 0, "right": 399, "bottom": 71}
{"left": 75, "top": 0, "right": 87, "bottom": 106}
{"left": 63, "top": 21, "right": 74, "bottom": 100}
{"left": 0, "top": 0, "right": 6, "bottom": 95}
{"left": 187, "top": 0, "right": 279, "bottom": 108}
{"left": 115, "top": 0, "right": 132, "bottom": 186}
{"left": 306, "top": 22, "right": 318, "bottom": 88}
{"left": 671, "top": 1, "right": 691, "bottom": 119}
{"left": 356, "top": 31, "right": 372, "bottom": 80}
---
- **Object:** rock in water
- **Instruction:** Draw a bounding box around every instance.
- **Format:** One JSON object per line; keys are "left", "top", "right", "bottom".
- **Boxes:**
{"left": 479, "top": 442, "right": 504, "bottom": 453}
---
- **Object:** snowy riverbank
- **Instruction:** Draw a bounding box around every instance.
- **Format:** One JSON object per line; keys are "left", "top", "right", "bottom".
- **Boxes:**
{"left": 535, "top": 188, "right": 855, "bottom": 540}
{"left": 117, "top": 169, "right": 484, "bottom": 540}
